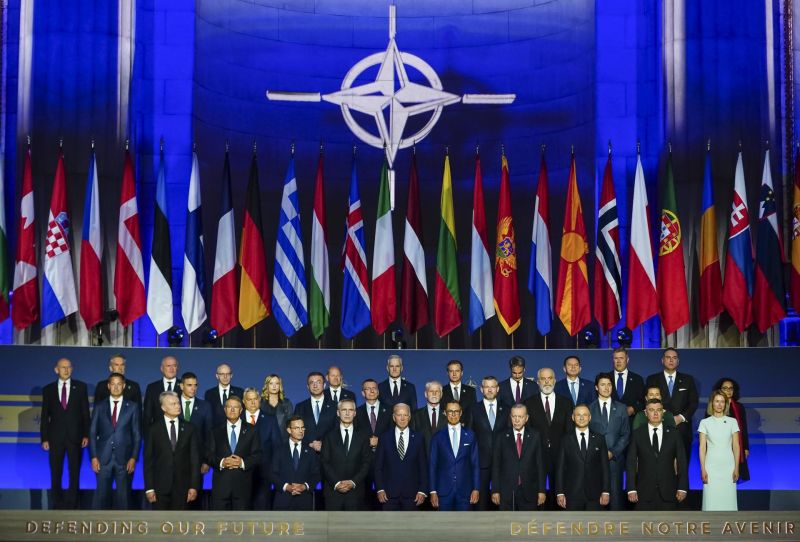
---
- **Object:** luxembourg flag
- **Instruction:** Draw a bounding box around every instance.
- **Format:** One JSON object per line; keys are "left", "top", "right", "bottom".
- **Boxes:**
{"left": 79, "top": 149, "right": 103, "bottom": 329}
{"left": 468, "top": 153, "right": 494, "bottom": 333}
{"left": 42, "top": 149, "right": 78, "bottom": 327}
{"left": 181, "top": 151, "right": 207, "bottom": 334}
{"left": 529, "top": 154, "right": 552, "bottom": 335}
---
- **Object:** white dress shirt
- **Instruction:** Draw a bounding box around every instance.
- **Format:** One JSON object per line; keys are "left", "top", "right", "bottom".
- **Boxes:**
{"left": 246, "top": 409, "right": 260, "bottom": 425}
{"left": 162, "top": 378, "right": 177, "bottom": 392}
{"left": 220, "top": 421, "right": 245, "bottom": 469}
{"left": 58, "top": 379, "right": 71, "bottom": 404}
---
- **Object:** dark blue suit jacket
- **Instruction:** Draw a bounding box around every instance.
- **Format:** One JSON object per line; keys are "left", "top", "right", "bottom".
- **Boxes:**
{"left": 497, "top": 377, "right": 537, "bottom": 408}
{"left": 378, "top": 378, "right": 418, "bottom": 411}
{"left": 588, "top": 398, "right": 631, "bottom": 461}
{"left": 554, "top": 378, "right": 596, "bottom": 407}
{"left": 270, "top": 440, "right": 321, "bottom": 510}
{"left": 374, "top": 428, "right": 428, "bottom": 499}
{"left": 204, "top": 385, "right": 245, "bottom": 427}
{"left": 293, "top": 396, "right": 337, "bottom": 443}
{"left": 242, "top": 410, "right": 282, "bottom": 476}
{"left": 183, "top": 397, "right": 213, "bottom": 464}
{"left": 89, "top": 398, "right": 141, "bottom": 465}
{"left": 429, "top": 425, "right": 480, "bottom": 498}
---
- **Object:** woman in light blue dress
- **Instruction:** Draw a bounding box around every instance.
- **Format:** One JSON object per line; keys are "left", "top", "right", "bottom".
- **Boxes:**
{"left": 698, "top": 390, "right": 740, "bottom": 511}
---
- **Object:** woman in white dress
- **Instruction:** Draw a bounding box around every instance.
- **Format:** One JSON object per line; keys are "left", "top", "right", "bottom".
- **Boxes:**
{"left": 698, "top": 390, "right": 740, "bottom": 511}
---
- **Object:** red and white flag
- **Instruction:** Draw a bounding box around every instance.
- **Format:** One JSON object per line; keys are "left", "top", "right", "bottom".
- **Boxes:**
{"left": 626, "top": 154, "right": 657, "bottom": 330}
{"left": 401, "top": 154, "right": 429, "bottom": 334}
{"left": 113, "top": 149, "right": 146, "bottom": 327}
{"left": 12, "top": 145, "right": 38, "bottom": 330}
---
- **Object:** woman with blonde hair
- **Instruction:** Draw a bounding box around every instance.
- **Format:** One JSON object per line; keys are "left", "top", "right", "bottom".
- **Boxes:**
{"left": 261, "top": 374, "right": 293, "bottom": 430}
{"left": 698, "top": 390, "right": 740, "bottom": 511}
{"left": 712, "top": 377, "right": 750, "bottom": 481}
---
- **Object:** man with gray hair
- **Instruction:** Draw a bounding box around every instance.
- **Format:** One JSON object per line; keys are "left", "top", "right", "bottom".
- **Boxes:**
{"left": 374, "top": 403, "right": 428, "bottom": 510}
{"left": 411, "top": 381, "right": 446, "bottom": 457}
{"left": 378, "top": 354, "right": 418, "bottom": 410}
{"left": 94, "top": 353, "right": 142, "bottom": 405}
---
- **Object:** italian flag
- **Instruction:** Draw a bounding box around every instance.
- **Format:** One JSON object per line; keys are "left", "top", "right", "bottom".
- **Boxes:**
{"left": 434, "top": 155, "right": 462, "bottom": 337}
{"left": 371, "top": 160, "right": 396, "bottom": 334}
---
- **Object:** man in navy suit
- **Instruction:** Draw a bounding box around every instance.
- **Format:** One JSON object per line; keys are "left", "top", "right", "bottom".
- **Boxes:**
{"left": 204, "top": 363, "right": 244, "bottom": 428}
{"left": 94, "top": 353, "right": 142, "bottom": 405}
{"left": 90, "top": 373, "right": 141, "bottom": 509}
{"left": 242, "top": 387, "right": 282, "bottom": 510}
{"left": 378, "top": 354, "right": 418, "bottom": 410}
{"left": 441, "top": 360, "right": 477, "bottom": 413}
{"left": 611, "top": 348, "right": 646, "bottom": 417}
{"left": 498, "top": 356, "right": 536, "bottom": 407}
{"left": 178, "top": 372, "right": 213, "bottom": 476}
{"left": 469, "top": 376, "right": 508, "bottom": 510}
{"left": 40, "top": 358, "right": 90, "bottom": 509}
{"left": 554, "top": 355, "right": 596, "bottom": 407}
{"left": 293, "top": 372, "right": 336, "bottom": 452}
{"left": 320, "top": 399, "right": 373, "bottom": 510}
{"left": 355, "top": 379, "right": 392, "bottom": 448}
{"left": 271, "top": 415, "right": 320, "bottom": 511}
{"left": 588, "top": 373, "right": 631, "bottom": 510}
{"left": 429, "top": 401, "right": 480, "bottom": 511}
{"left": 324, "top": 366, "right": 356, "bottom": 404}
{"left": 374, "top": 403, "right": 428, "bottom": 510}
{"left": 491, "top": 404, "right": 546, "bottom": 511}
{"left": 143, "top": 356, "right": 180, "bottom": 442}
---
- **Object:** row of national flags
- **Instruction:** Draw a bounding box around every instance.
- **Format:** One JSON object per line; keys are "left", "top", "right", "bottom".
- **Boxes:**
{"left": 0, "top": 143, "right": 796, "bottom": 340}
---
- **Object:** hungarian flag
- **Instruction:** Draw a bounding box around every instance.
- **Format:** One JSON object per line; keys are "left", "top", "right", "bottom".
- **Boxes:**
{"left": 433, "top": 154, "right": 461, "bottom": 337}
{"left": 309, "top": 153, "right": 330, "bottom": 339}
{"left": 211, "top": 149, "right": 238, "bottom": 337}
{"left": 555, "top": 155, "right": 590, "bottom": 336}
{"left": 752, "top": 150, "right": 786, "bottom": 333}
{"left": 698, "top": 149, "right": 723, "bottom": 326}
{"left": 722, "top": 151, "right": 754, "bottom": 332}
{"left": 626, "top": 154, "right": 657, "bottom": 330}
{"left": 146, "top": 148, "right": 173, "bottom": 335}
{"left": 468, "top": 153, "right": 493, "bottom": 333}
{"left": 114, "top": 149, "right": 145, "bottom": 328}
{"left": 792, "top": 147, "right": 800, "bottom": 311}
{"left": 593, "top": 153, "right": 622, "bottom": 333}
{"left": 79, "top": 149, "right": 103, "bottom": 329}
{"left": 239, "top": 152, "right": 271, "bottom": 330}
{"left": 656, "top": 154, "right": 689, "bottom": 334}
{"left": 371, "top": 159, "right": 396, "bottom": 334}
{"left": 529, "top": 153, "right": 552, "bottom": 335}
{"left": 401, "top": 153, "right": 429, "bottom": 334}
{"left": 494, "top": 155, "right": 520, "bottom": 334}
{"left": 0, "top": 155, "right": 9, "bottom": 321}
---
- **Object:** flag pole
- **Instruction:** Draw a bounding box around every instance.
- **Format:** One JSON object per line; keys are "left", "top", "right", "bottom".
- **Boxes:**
{"left": 543, "top": 334, "right": 547, "bottom": 350}
{"left": 253, "top": 327, "right": 256, "bottom": 349}
{"left": 639, "top": 325, "right": 644, "bottom": 349}
{"left": 510, "top": 332, "right": 514, "bottom": 350}
{"left": 479, "top": 328, "right": 483, "bottom": 350}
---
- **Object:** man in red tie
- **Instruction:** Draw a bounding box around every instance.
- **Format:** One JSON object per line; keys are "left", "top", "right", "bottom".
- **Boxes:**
{"left": 89, "top": 373, "right": 141, "bottom": 509}
{"left": 491, "top": 404, "right": 546, "bottom": 511}
{"left": 40, "top": 358, "right": 90, "bottom": 509}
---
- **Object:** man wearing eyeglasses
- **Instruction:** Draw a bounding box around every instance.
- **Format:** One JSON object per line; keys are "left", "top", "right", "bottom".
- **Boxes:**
{"left": 204, "top": 364, "right": 244, "bottom": 427}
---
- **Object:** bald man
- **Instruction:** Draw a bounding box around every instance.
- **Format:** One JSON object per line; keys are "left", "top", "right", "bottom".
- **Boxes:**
{"left": 143, "top": 356, "right": 181, "bottom": 441}
{"left": 205, "top": 363, "right": 244, "bottom": 427}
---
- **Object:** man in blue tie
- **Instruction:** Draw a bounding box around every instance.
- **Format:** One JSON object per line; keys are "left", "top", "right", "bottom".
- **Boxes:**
{"left": 467, "top": 376, "right": 507, "bottom": 510}
{"left": 271, "top": 416, "right": 320, "bottom": 511}
{"left": 429, "top": 401, "right": 480, "bottom": 511}
{"left": 292, "top": 372, "right": 336, "bottom": 452}
{"left": 588, "top": 373, "right": 630, "bottom": 510}
{"left": 554, "top": 355, "right": 596, "bottom": 407}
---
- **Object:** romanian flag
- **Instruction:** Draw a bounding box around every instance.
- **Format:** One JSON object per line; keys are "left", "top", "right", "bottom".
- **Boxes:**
{"left": 791, "top": 147, "right": 800, "bottom": 312}
{"left": 433, "top": 155, "right": 461, "bottom": 337}
{"left": 493, "top": 155, "right": 520, "bottom": 334}
{"left": 698, "top": 149, "right": 722, "bottom": 326}
{"left": 238, "top": 152, "right": 271, "bottom": 330}
{"left": 555, "top": 155, "right": 590, "bottom": 336}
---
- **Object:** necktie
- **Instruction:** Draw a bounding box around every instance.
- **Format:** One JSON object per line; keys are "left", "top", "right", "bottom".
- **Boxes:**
{"left": 370, "top": 406, "right": 377, "bottom": 434}
{"left": 333, "top": 390, "right": 338, "bottom": 402}
{"left": 580, "top": 432, "right": 587, "bottom": 454}
{"left": 431, "top": 408, "right": 437, "bottom": 431}
{"left": 515, "top": 381, "right": 521, "bottom": 403}
{"left": 184, "top": 400, "right": 191, "bottom": 421}
{"left": 570, "top": 381, "right": 577, "bottom": 404}
{"left": 169, "top": 420, "right": 177, "bottom": 450}
{"left": 230, "top": 425, "right": 238, "bottom": 452}
{"left": 516, "top": 432, "right": 522, "bottom": 458}
{"left": 398, "top": 431, "right": 406, "bottom": 460}
{"left": 667, "top": 375, "right": 674, "bottom": 397}
{"left": 343, "top": 428, "right": 350, "bottom": 453}
{"left": 602, "top": 401, "right": 608, "bottom": 423}
{"left": 251, "top": 414, "right": 256, "bottom": 425}
{"left": 488, "top": 403, "right": 496, "bottom": 430}
{"left": 166, "top": 381, "right": 173, "bottom": 392}
{"left": 292, "top": 443, "right": 300, "bottom": 469}
{"left": 454, "top": 386, "right": 460, "bottom": 401}
{"left": 451, "top": 427, "right": 458, "bottom": 456}
{"left": 545, "top": 395, "right": 552, "bottom": 424}
{"left": 393, "top": 381, "right": 399, "bottom": 398}
{"left": 60, "top": 383, "right": 68, "bottom": 409}
{"left": 616, "top": 372, "right": 624, "bottom": 399}
{"left": 652, "top": 428, "right": 659, "bottom": 453}
{"left": 314, "top": 400, "right": 320, "bottom": 424}
{"left": 223, "top": 388, "right": 229, "bottom": 404}
{"left": 112, "top": 401, "right": 119, "bottom": 428}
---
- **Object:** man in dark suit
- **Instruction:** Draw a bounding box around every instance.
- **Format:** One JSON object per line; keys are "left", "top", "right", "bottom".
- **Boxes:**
{"left": 429, "top": 401, "right": 480, "bottom": 511}
{"left": 178, "top": 372, "right": 213, "bottom": 477}
{"left": 378, "top": 354, "right": 418, "bottom": 410}
{"left": 441, "top": 360, "right": 477, "bottom": 412}
{"left": 90, "top": 373, "right": 141, "bottom": 510}
{"left": 469, "top": 375, "right": 508, "bottom": 510}
{"left": 271, "top": 415, "right": 321, "bottom": 511}
{"left": 626, "top": 398, "right": 688, "bottom": 510}
{"left": 293, "top": 372, "right": 336, "bottom": 452}
{"left": 324, "top": 366, "right": 356, "bottom": 404}
{"left": 374, "top": 403, "right": 428, "bottom": 510}
{"left": 646, "top": 348, "right": 698, "bottom": 463}
{"left": 554, "top": 355, "right": 596, "bottom": 407}
{"left": 144, "top": 391, "right": 201, "bottom": 510}
{"left": 204, "top": 363, "right": 244, "bottom": 428}
{"left": 523, "top": 367, "right": 572, "bottom": 509}
{"left": 498, "top": 355, "right": 536, "bottom": 407}
{"left": 411, "top": 381, "right": 446, "bottom": 457}
{"left": 94, "top": 353, "right": 142, "bottom": 405}
{"left": 143, "top": 355, "right": 180, "bottom": 441}
{"left": 40, "top": 358, "right": 90, "bottom": 509}
{"left": 355, "top": 379, "right": 392, "bottom": 448}
{"left": 208, "top": 395, "right": 261, "bottom": 510}
{"left": 588, "top": 373, "right": 630, "bottom": 510}
{"left": 491, "top": 404, "right": 546, "bottom": 511}
{"left": 555, "top": 405, "right": 610, "bottom": 510}
{"left": 320, "top": 399, "right": 372, "bottom": 510}
{"left": 242, "top": 387, "right": 282, "bottom": 510}
{"left": 611, "top": 347, "right": 646, "bottom": 417}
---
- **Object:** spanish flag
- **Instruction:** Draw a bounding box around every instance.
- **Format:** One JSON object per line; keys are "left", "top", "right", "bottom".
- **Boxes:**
{"left": 698, "top": 149, "right": 722, "bottom": 326}
{"left": 493, "top": 155, "right": 520, "bottom": 334}
{"left": 238, "top": 152, "right": 271, "bottom": 330}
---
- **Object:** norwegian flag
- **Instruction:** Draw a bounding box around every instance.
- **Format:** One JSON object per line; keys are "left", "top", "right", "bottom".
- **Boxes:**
{"left": 593, "top": 154, "right": 622, "bottom": 333}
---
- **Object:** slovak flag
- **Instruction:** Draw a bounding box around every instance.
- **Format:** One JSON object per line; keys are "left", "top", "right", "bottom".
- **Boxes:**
{"left": 42, "top": 148, "right": 78, "bottom": 327}
{"left": 722, "top": 151, "right": 754, "bottom": 332}
{"left": 79, "top": 149, "right": 103, "bottom": 329}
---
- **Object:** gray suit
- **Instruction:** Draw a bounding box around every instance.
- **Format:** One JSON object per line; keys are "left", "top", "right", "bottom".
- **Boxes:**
{"left": 588, "top": 398, "right": 630, "bottom": 510}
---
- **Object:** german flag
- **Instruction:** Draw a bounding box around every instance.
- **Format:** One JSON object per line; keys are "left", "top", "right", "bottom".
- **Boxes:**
{"left": 238, "top": 152, "right": 271, "bottom": 329}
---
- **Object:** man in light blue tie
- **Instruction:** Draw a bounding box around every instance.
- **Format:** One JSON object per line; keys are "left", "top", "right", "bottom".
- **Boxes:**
{"left": 429, "top": 402, "right": 480, "bottom": 511}
{"left": 554, "top": 355, "right": 596, "bottom": 407}
{"left": 292, "top": 372, "right": 335, "bottom": 453}
{"left": 468, "top": 376, "right": 507, "bottom": 510}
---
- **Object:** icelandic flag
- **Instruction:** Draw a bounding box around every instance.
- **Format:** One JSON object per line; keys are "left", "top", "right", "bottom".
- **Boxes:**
{"left": 529, "top": 154, "right": 552, "bottom": 335}
{"left": 341, "top": 157, "right": 371, "bottom": 339}
{"left": 180, "top": 151, "right": 207, "bottom": 333}
{"left": 79, "top": 149, "right": 103, "bottom": 329}
{"left": 468, "top": 154, "right": 494, "bottom": 333}
{"left": 722, "top": 151, "right": 754, "bottom": 332}
{"left": 272, "top": 156, "right": 308, "bottom": 337}
{"left": 42, "top": 149, "right": 78, "bottom": 327}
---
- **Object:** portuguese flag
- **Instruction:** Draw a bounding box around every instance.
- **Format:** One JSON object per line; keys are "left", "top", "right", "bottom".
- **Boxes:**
{"left": 433, "top": 155, "right": 462, "bottom": 337}
{"left": 656, "top": 154, "right": 689, "bottom": 334}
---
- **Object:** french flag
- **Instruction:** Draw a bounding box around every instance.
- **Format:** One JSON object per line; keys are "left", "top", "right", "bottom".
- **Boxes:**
{"left": 79, "top": 149, "right": 103, "bottom": 329}
{"left": 722, "top": 151, "right": 754, "bottom": 332}
{"left": 529, "top": 154, "right": 552, "bottom": 336}
{"left": 211, "top": 150, "right": 238, "bottom": 337}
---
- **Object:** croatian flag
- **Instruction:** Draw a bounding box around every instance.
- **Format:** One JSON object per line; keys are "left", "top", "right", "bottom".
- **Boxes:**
{"left": 79, "top": 149, "right": 103, "bottom": 329}
{"left": 341, "top": 158, "right": 371, "bottom": 339}
{"left": 181, "top": 151, "right": 207, "bottom": 333}
{"left": 529, "top": 154, "right": 552, "bottom": 335}
{"left": 42, "top": 149, "right": 78, "bottom": 327}
{"left": 722, "top": 151, "right": 754, "bottom": 332}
